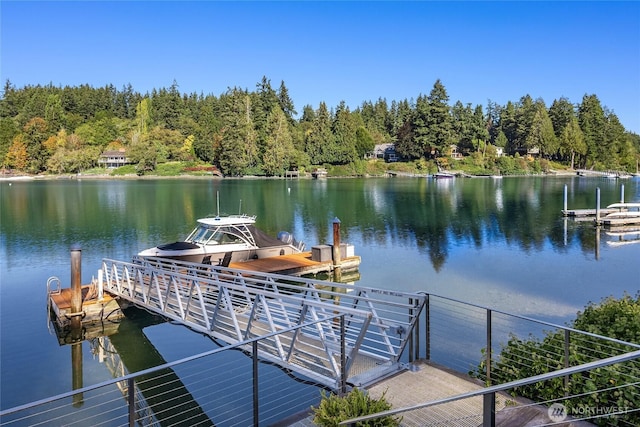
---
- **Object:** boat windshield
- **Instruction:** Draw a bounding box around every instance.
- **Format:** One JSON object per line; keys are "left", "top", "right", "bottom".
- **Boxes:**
{"left": 187, "top": 225, "right": 248, "bottom": 245}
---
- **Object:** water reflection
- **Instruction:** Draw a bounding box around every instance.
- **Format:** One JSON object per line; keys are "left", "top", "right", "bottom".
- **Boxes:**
{"left": 2, "top": 177, "right": 639, "bottom": 410}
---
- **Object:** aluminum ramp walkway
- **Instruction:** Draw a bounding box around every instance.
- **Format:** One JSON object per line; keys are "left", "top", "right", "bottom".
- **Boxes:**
{"left": 101, "top": 256, "right": 427, "bottom": 389}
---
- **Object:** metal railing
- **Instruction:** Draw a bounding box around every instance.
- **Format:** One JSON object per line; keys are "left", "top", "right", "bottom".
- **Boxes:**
{"left": 101, "top": 256, "right": 427, "bottom": 387}
{"left": 342, "top": 349, "right": 640, "bottom": 426}
{"left": 0, "top": 315, "right": 346, "bottom": 427}
{"left": 8, "top": 277, "right": 638, "bottom": 426}
{"left": 341, "top": 293, "right": 640, "bottom": 426}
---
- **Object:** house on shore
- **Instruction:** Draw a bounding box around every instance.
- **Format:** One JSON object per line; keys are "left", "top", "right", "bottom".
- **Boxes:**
{"left": 98, "top": 149, "right": 131, "bottom": 168}
{"left": 367, "top": 143, "right": 398, "bottom": 162}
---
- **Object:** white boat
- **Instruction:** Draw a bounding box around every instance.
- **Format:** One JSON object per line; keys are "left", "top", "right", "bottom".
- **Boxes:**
{"left": 138, "top": 214, "right": 305, "bottom": 265}
{"left": 434, "top": 172, "right": 455, "bottom": 179}
{"left": 604, "top": 203, "right": 640, "bottom": 219}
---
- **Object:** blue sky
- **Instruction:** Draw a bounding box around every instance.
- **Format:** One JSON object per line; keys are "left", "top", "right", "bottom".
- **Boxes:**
{"left": 2, "top": 1, "right": 639, "bottom": 133}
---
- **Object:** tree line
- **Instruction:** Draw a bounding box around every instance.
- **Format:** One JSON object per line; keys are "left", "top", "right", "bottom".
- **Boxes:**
{"left": 1, "top": 77, "right": 638, "bottom": 176}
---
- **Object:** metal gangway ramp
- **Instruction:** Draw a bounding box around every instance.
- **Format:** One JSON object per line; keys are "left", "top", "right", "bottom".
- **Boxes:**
{"left": 101, "top": 256, "right": 426, "bottom": 389}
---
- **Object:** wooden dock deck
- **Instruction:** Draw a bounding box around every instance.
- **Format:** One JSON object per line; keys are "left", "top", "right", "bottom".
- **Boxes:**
{"left": 561, "top": 208, "right": 618, "bottom": 217}
{"left": 48, "top": 285, "right": 124, "bottom": 344}
{"left": 285, "top": 360, "right": 593, "bottom": 426}
{"left": 229, "top": 251, "right": 361, "bottom": 276}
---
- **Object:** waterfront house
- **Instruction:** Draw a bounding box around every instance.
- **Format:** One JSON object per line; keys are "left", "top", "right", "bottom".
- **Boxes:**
{"left": 98, "top": 149, "right": 131, "bottom": 168}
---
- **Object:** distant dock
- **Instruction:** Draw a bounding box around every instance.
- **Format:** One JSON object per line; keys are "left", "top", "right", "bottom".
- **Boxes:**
{"left": 561, "top": 184, "right": 640, "bottom": 226}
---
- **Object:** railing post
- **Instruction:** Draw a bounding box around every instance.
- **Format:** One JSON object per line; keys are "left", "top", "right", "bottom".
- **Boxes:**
{"left": 128, "top": 377, "right": 136, "bottom": 427}
{"left": 564, "top": 329, "right": 570, "bottom": 395}
{"left": 486, "top": 309, "right": 492, "bottom": 384}
{"left": 253, "top": 340, "right": 259, "bottom": 427}
{"left": 414, "top": 299, "right": 420, "bottom": 361}
{"left": 595, "top": 187, "right": 601, "bottom": 222}
{"left": 340, "top": 315, "right": 347, "bottom": 396}
{"left": 482, "top": 392, "right": 496, "bottom": 427}
{"left": 409, "top": 298, "right": 414, "bottom": 363}
{"left": 425, "top": 294, "right": 430, "bottom": 361}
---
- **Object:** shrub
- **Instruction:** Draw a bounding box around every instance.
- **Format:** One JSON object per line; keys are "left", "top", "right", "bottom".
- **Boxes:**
{"left": 471, "top": 293, "right": 640, "bottom": 426}
{"left": 311, "top": 388, "right": 401, "bottom": 427}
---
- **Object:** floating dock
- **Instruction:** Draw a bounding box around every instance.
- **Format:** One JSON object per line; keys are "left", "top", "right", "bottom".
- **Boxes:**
{"left": 47, "top": 247, "right": 125, "bottom": 344}
{"left": 48, "top": 284, "right": 123, "bottom": 328}
{"left": 561, "top": 184, "right": 640, "bottom": 226}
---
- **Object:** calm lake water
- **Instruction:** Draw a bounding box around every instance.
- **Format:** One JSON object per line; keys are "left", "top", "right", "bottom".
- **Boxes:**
{"left": 1, "top": 176, "right": 639, "bottom": 412}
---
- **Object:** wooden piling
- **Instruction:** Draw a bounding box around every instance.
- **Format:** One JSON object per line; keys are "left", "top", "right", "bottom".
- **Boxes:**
{"left": 70, "top": 245, "right": 83, "bottom": 330}
{"left": 595, "top": 188, "right": 601, "bottom": 222}
{"left": 72, "top": 342, "right": 83, "bottom": 407}
{"left": 332, "top": 217, "right": 341, "bottom": 266}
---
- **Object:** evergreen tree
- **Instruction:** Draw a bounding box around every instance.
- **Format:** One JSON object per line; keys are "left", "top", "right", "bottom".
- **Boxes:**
{"left": 277, "top": 80, "right": 296, "bottom": 123}
{"left": 513, "top": 95, "right": 536, "bottom": 153}
{"left": 526, "top": 102, "right": 557, "bottom": 157}
{"left": 332, "top": 101, "right": 358, "bottom": 164}
{"left": 414, "top": 80, "right": 453, "bottom": 157}
{"left": 216, "top": 88, "right": 258, "bottom": 175}
{"left": 499, "top": 101, "right": 517, "bottom": 154}
{"left": 578, "top": 94, "right": 607, "bottom": 169}
{"left": 559, "top": 116, "right": 586, "bottom": 169}
{"left": 548, "top": 97, "right": 575, "bottom": 138}
{"left": 262, "top": 106, "right": 294, "bottom": 176}
{"left": 305, "top": 102, "right": 335, "bottom": 164}
{"left": 254, "top": 76, "right": 280, "bottom": 158}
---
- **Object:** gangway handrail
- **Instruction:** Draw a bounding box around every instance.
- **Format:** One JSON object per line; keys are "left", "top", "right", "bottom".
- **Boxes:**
{"left": 105, "top": 259, "right": 375, "bottom": 319}
{"left": 102, "top": 257, "right": 404, "bottom": 387}
{"left": 340, "top": 348, "right": 640, "bottom": 425}
{"left": 133, "top": 256, "right": 427, "bottom": 301}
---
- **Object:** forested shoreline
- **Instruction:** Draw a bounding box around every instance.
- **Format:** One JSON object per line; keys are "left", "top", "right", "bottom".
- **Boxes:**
{"left": 1, "top": 77, "right": 638, "bottom": 177}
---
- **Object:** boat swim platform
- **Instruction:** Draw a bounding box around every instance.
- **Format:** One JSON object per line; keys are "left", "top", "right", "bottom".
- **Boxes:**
{"left": 229, "top": 251, "right": 361, "bottom": 277}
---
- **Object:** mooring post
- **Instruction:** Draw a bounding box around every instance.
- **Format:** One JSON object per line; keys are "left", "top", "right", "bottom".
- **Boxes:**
{"left": 620, "top": 184, "right": 625, "bottom": 203}
{"left": 332, "top": 217, "right": 341, "bottom": 266}
{"left": 563, "top": 184, "right": 568, "bottom": 213}
{"left": 595, "top": 187, "right": 601, "bottom": 222}
{"left": 71, "top": 341, "right": 83, "bottom": 407}
{"left": 70, "top": 244, "right": 82, "bottom": 316}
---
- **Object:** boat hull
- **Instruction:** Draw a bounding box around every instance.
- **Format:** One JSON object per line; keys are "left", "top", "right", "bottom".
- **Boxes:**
{"left": 139, "top": 245, "right": 302, "bottom": 266}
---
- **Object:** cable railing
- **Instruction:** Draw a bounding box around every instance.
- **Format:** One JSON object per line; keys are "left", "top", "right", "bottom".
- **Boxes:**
{"left": 342, "top": 293, "right": 640, "bottom": 426}
{"left": 0, "top": 315, "right": 346, "bottom": 427}
{"left": 341, "top": 349, "right": 640, "bottom": 426}
{"left": 6, "top": 276, "right": 638, "bottom": 426}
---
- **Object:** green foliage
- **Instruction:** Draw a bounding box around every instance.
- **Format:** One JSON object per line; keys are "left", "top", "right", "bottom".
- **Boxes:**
{"left": 472, "top": 293, "right": 640, "bottom": 426}
{"left": 110, "top": 165, "right": 137, "bottom": 175}
{"left": 154, "top": 162, "right": 186, "bottom": 176}
{"left": 311, "top": 388, "right": 400, "bottom": 427}
{"left": 1, "top": 79, "right": 636, "bottom": 175}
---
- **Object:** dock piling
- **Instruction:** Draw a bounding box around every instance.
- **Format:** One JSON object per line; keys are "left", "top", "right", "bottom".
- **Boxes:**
{"left": 70, "top": 244, "right": 83, "bottom": 330}
{"left": 620, "top": 184, "right": 625, "bottom": 204}
{"left": 595, "top": 188, "right": 601, "bottom": 222}
{"left": 332, "top": 217, "right": 341, "bottom": 266}
{"left": 563, "top": 185, "right": 568, "bottom": 213}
